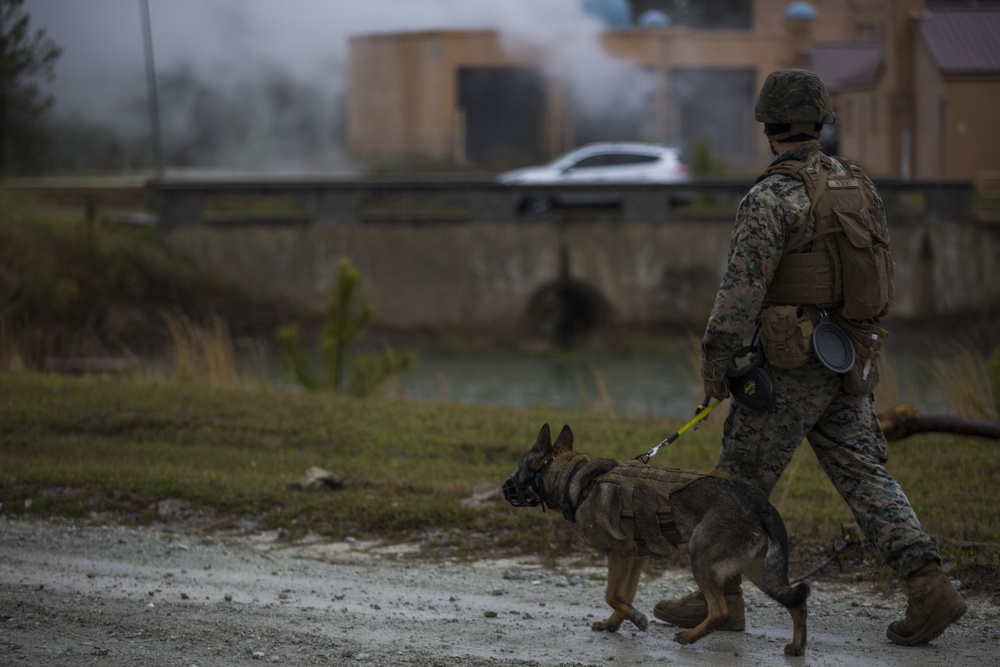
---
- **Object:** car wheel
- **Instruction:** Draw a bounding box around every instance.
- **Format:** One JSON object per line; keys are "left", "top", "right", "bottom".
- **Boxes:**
{"left": 525, "top": 194, "right": 553, "bottom": 217}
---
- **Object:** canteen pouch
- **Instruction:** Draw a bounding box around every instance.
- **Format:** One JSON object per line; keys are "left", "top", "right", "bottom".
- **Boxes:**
{"left": 833, "top": 315, "right": 888, "bottom": 395}
{"left": 760, "top": 305, "right": 814, "bottom": 370}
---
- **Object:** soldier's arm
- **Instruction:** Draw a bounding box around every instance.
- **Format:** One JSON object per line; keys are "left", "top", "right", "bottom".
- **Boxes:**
{"left": 700, "top": 183, "right": 790, "bottom": 384}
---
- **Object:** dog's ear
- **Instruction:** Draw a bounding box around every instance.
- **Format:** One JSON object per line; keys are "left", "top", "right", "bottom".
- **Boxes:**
{"left": 532, "top": 424, "right": 552, "bottom": 451}
{"left": 528, "top": 423, "right": 554, "bottom": 466}
{"left": 553, "top": 424, "right": 574, "bottom": 453}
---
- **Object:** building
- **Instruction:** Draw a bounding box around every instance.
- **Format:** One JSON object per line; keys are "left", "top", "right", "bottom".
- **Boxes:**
{"left": 347, "top": 0, "right": 1000, "bottom": 182}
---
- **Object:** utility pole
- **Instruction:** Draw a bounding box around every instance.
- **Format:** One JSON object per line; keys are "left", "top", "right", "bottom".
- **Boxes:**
{"left": 140, "top": 0, "right": 164, "bottom": 178}
{"left": 0, "top": 4, "right": 8, "bottom": 179}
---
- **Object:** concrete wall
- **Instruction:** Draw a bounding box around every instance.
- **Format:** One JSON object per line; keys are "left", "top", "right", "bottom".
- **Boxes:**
{"left": 163, "top": 206, "right": 1000, "bottom": 335}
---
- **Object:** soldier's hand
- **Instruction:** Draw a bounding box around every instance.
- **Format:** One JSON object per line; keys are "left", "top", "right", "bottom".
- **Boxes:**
{"left": 703, "top": 377, "right": 730, "bottom": 401}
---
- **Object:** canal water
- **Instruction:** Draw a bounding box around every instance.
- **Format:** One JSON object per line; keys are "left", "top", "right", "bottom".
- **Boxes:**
{"left": 385, "top": 346, "right": 953, "bottom": 420}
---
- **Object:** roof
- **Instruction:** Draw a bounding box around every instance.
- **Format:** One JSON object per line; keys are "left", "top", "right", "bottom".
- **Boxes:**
{"left": 917, "top": 7, "right": 1000, "bottom": 74}
{"left": 808, "top": 43, "right": 885, "bottom": 91}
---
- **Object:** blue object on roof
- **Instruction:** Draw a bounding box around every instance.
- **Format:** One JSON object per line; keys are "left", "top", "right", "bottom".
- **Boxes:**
{"left": 786, "top": 2, "right": 819, "bottom": 21}
{"left": 638, "top": 9, "right": 671, "bottom": 28}
{"left": 582, "top": 0, "right": 633, "bottom": 29}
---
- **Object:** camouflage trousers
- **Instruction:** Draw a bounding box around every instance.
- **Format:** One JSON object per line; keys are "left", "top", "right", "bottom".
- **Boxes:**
{"left": 716, "top": 356, "right": 939, "bottom": 579}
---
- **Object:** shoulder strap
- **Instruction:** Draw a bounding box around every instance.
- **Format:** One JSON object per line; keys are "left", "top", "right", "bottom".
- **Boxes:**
{"left": 759, "top": 155, "right": 837, "bottom": 253}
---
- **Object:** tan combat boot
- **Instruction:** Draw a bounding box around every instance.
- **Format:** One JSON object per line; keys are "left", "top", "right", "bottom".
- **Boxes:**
{"left": 653, "top": 581, "right": 745, "bottom": 632}
{"left": 886, "top": 561, "right": 967, "bottom": 646}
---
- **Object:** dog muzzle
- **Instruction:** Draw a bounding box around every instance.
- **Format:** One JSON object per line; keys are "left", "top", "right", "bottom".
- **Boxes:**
{"left": 501, "top": 473, "right": 540, "bottom": 508}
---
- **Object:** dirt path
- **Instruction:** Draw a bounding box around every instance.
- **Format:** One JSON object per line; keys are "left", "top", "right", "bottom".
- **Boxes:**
{"left": 1, "top": 517, "right": 997, "bottom": 666}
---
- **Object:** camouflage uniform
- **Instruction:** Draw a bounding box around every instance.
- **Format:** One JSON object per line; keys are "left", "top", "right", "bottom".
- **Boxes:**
{"left": 701, "top": 140, "right": 939, "bottom": 579}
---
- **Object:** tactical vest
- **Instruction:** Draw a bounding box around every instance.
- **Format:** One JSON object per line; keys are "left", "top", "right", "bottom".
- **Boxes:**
{"left": 593, "top": 462, "right": 728, "bottom": 556}
{"left": 760, "top": 155, "right": 894, "bottom": 321}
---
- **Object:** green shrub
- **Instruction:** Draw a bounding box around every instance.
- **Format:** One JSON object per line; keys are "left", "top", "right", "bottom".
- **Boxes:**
{"left": 277, "top": 258, "right": 413, "bottom": 396}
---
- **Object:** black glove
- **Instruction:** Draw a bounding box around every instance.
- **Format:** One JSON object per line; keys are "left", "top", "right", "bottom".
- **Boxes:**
{"left": 703, "top": 377, "right": 729, "bottom": 401}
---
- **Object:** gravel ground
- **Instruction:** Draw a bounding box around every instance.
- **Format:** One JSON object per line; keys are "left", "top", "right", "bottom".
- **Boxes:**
{"left": 1, "top": 516, "right": 998, "bottom": 667}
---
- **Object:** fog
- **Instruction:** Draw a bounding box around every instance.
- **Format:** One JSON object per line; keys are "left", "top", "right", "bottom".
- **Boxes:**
{"left": 23, "top": 0, "right": 650, "bottom": 174}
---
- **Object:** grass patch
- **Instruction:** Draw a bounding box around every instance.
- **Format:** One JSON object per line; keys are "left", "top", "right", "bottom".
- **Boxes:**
{"left": 1, "top": 372, "right": 997, "bottom": 595}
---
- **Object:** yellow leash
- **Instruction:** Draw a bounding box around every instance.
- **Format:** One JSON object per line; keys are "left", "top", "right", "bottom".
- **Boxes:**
{"left": 636, "top": 398, "right": 721, "bottom": 464}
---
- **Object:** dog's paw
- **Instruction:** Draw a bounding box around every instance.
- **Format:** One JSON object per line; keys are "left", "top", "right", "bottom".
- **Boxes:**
{"left": 784, "top": 642, "right": 806, "bottom": 656}
{"left": 674, "top": 630, "right": 696, "bottom": 645}
{"left": 591, "top": 619, "right": 622, "bottom": 633}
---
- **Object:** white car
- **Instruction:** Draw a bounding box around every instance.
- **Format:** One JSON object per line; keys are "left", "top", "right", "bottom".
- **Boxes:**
{"left": 497, "top": 142, "right": 689, "bottom": 215}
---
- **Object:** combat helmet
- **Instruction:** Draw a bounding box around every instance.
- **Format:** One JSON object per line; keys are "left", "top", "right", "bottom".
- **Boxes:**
{"left": 754, "top": 69, "right": 835, "bottom": 140}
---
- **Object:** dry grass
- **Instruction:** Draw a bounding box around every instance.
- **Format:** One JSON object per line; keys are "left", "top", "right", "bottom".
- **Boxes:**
{"left": 928, "top": 343, "right": 998, "bottom": 420}
{"left": 160, "top": 310, "right": 271, "bottom": 388}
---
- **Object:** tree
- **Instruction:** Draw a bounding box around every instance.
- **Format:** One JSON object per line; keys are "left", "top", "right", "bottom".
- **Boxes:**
{"left": 0, "top": 0, "right": 61, "bottom": 177}
{"left": 277, "top": 258, "right": 414, "bottom": 397}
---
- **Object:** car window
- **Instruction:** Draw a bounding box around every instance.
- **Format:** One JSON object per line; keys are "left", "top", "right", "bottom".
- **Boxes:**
{"left": 613, "top": 153, "right": 659, "bottom": 166}
{"left": 570, "top": 154, "right": 617, "bottom": 169}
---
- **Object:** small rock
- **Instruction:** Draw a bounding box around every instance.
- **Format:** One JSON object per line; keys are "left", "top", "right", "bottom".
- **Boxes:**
{"left": 287, "top": 467, "right": 344, "bottom": 492}
{"left": 155, "top": 498, "right": 188, "bottom": 518}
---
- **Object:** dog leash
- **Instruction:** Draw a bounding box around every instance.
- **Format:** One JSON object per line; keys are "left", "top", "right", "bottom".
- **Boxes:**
{"left": 636, "top": 397, "right": 721, "bottom": 464}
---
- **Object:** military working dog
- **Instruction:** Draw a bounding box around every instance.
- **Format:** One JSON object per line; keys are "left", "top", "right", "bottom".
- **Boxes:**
{"left": 502, "top": 423, "right": 808, "bottom": 656}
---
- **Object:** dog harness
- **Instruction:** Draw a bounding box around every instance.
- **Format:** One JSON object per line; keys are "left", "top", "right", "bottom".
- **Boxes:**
{"left": 594, "top": 461, "right": 729, "bottom": 556}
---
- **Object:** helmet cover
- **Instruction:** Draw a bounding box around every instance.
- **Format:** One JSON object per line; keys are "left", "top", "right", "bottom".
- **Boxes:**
{"left": 754, "top": 69, "right": 836, "bottom": 125}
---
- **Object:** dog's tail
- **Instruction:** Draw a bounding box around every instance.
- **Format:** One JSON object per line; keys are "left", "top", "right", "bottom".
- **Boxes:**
{"left": 759, "top": 504, "right": 810, "bottom": 609}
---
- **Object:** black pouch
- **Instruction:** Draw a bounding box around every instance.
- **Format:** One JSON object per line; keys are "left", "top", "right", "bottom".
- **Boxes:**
{"left": 726, "top": 344, "right": 775, "bottom": 411}
{"left": 832, "top": 315, "right": 888, "bottom": 395}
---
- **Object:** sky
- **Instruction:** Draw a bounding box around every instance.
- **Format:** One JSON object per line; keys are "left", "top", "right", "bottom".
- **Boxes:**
{"left": 22, "top": 0, "right": 643, "bottom": 172}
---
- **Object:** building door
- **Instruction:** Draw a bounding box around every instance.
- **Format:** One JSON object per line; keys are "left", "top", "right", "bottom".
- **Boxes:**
{"left": 458, "top": 67, "right": 545, "bottom": 165}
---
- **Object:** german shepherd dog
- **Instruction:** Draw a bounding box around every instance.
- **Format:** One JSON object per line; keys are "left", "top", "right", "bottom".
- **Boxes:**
{"left": 502, "top": 423, "right": 808, "bottom": 656}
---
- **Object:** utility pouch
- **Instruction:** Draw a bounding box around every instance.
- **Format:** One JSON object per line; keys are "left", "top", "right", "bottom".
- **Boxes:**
{"left": 760, "top": 305, "right": 814, "bottom": 370}
{"left": 726, "top": 340, "right": 775, "bottom": 412}
{"left": 833, "top": 314, "right": 888, "bottom": 395}
{"left": 831, "top": 208, "right": 895, "bottom": 321}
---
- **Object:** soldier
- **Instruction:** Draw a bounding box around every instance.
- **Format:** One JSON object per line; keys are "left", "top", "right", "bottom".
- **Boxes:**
{"left": 653, "top": 69, "right": 967, "bottom": 646}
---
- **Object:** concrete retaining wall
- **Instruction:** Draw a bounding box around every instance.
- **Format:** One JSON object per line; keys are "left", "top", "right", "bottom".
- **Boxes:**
{"left": 165, "top": 214, "right": 1000, "bottom": 333}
